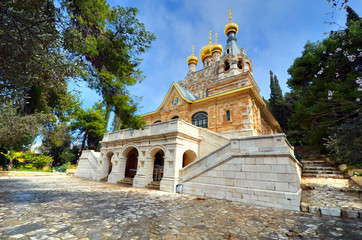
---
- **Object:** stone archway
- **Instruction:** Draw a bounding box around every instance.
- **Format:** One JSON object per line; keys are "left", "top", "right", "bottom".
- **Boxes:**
{"left": 125, "top": 148, "right": 138, "bottom": 178}
{"left": 182, "top": 150, "right": 197, "bottom": 168}
{"left": 153, "top": 150, "right": 164, "bottom": 182}
{"left": 106, "top": 152, "right": 114, "bottom": 176}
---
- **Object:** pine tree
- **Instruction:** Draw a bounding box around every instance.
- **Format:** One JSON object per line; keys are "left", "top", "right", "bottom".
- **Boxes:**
{"left": 269, "top": 71, "right": 287, "bottom": 131}
{"left": 346, "top": 6, "right": 361, "bottom": 27}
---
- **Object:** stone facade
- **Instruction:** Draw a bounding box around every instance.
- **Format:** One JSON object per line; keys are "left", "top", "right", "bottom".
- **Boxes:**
{"left": 75, "top": 17, "right": 302, "bottom": 211}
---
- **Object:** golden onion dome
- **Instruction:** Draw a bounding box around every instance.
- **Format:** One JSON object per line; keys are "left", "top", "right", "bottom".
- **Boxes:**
{"left": 200, "top": 44, "right": 212, "bottom": 62}
{"left": 224, "top": 9, "right": 238, "bottom": 36}
{"left": 224, "top": 22, "right": 238, "bottom": 36}
{"left": 200, "top": 30, "right": 213, "bottom": 62}
{"left": 211, "top": 33, "right": 223, "bottom": 54}
{"left": 187, "top": 45, "right": 198, "bottom": 65}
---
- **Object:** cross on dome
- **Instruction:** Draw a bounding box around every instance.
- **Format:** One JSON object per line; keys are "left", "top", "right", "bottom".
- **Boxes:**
{"left": 227, "top": 9, "right": 233, "bottom": 23}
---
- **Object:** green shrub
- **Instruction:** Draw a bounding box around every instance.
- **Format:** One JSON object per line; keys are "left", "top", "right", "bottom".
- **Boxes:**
{"left": 24, "top": 153, "right": 53, "bottom": 169}
{"left": 325, "top": 115, "right": 361, "bottom": 166}
{"left": 24, "top": 164, "right": 33, "bottom": 169}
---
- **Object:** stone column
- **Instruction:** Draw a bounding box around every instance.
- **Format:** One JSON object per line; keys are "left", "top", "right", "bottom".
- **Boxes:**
{"left": 133, "top": 156, "right": 153, "bottom": 188}
{"left": 108, "top": 156, "right": 126, "bottom": 183}
{"left": 160, "top": 147, "right": 181, "bottom": 193}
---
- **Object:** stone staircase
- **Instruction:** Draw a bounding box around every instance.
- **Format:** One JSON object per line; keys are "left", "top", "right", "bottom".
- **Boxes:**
{"left": 302, "top": 159, "right": 348, "bottom": 179}
{"left": 300, "top": 158, "right": 361, "bottom": 218}
{"left": 147, "top": 181, "right": 160, "bottom": 190}
{"left": 117, "top": 177, "right": 133, "bottom": 186}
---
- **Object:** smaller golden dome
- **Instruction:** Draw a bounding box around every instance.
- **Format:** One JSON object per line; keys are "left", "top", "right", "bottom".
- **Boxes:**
{"left": 211, "top": 33, "right": 223, "bottom": 54}
{"left": 187, "top": 45, "right": 198, "bottom": 65}
{"left": 200, "top": 44, "right": 212, "bottom": 62}
{"left": 187, "top": 55, "right": 198, "bottom": 65}
{"left": 224, "top": 22, "right": 238, "bottom": 36}
{"left": 200, "top": 30, "right": 213, "bottom": 62}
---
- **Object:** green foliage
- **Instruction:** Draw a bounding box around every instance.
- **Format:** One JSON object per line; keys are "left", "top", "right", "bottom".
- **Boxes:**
{"left": 287, "top": 9, "right": 362, "bottom": 145}
{"left": 0, "top": 103, "right": 45, "bottom": 151}
{"left": 0, "top": 151, "right": 24, "bottom": 169}
{"left": 1, "top": 1, "right": 154, "bottom": 159}
{"left": 71, "top": 101, "right": 107, "bottom": 154}
{"left": 62, "top": 1, "right": 155, "bottom": 128}
{"left": 268, "top": 71, "right": 288, "bottom": 132}
{"left": 325, "top": 114, "right": 361, "bottom": 166}
{"left": 23, "top": 153, "right": 53, "bottom": 169}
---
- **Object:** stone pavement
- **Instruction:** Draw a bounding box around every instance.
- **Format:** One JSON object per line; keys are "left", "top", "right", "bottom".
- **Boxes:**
{"left": 301, "top": 177, "right": 362, "bottom": 218}
{"left": 0, "top": 176, "right": 361, "bottom": 240}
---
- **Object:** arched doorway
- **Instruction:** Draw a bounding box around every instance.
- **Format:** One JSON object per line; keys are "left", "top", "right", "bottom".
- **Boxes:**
{"left": 106, "top": 151, "right": 114, "bottom": 175}
{"left": 125, "top": 148, "right": 138, "bottom": 178}
{"left": 153, "top": 150, "right": 164, "bottom": 181}
{"left": 182, "top": 150, "right": 197, "bottom": 168}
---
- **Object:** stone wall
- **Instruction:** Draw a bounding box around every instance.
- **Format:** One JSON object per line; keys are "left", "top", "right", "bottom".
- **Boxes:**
{"left": 180, "top": 134, "right": 302, "bottom": 211}
{"left": 74, "top": 150, "right": 100, "bottom": 180}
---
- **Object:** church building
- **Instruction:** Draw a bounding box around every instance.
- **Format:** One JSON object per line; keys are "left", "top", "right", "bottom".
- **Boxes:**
{"left": 75, "top": 11, "right": 302, "bottom": 211}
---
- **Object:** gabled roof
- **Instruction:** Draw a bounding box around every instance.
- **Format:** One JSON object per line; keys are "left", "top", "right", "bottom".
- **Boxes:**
{"left": 142, "top": 82, "right": 197, "bottom": 116}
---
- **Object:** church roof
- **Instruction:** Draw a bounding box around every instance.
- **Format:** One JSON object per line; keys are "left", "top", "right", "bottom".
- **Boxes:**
{"left": 174, "top": 82, "right": 198, "bottom": 101}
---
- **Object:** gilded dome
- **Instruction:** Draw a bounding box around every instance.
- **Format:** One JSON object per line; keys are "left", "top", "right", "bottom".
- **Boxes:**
{"left": 211, "top": 33, "right": 223, "bottom": 54}
{"left": 187, "top": 45, "right": 198, "bottom": 65}
{"left": 224, "top": 22, "right": 238, "bottom": 36}
{"left": 200, "top": 30, "right": 213, "bottom": 62}
{"left": 200, "top": 44, "right": 212, "bottom": 62}
{"left": 187, "top": 55, "right": 198, "bottom": 65}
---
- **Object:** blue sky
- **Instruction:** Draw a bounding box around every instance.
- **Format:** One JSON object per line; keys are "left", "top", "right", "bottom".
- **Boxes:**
{"left": 75, "top": 0, "right": 362, "bottom": 119}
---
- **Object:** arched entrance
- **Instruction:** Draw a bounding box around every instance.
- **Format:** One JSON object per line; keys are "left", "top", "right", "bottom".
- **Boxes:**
{"left": 107, "top": 152, "right": 114, "bottom": 174}
{"left": 153, "top": 150, "right": 164, "bottom": 181}
{"left": 125, "top": 148, "right": 138, "bottom": 178}
{"left": 182, "top": 150, "right": 197, "bottom": 168}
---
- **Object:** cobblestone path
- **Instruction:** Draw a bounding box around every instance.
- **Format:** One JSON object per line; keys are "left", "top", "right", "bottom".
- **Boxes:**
{"left": 0, "top": 176, "right": 361, "bottom": 240}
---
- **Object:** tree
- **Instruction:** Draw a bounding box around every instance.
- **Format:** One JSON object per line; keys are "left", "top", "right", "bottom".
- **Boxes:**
{"left": 71, "top": 101, "right": 107, "bottom": 158}
{"left": 268, "top": 71, "right": 288, "bottom": 131}
{"left": 0, "top": 102, "right": 45, "bottom": 151}
{"left": 325, "top": 113, "right": 361, "bottom": 166}
{"left": 0, "top": 0, "right": 155, "bottom": 157}
{"left": 61, "top": 1, "right": 155, "bottom": 129}
{"left": 287, "top": 7, "right": 362, "bottom": 146}
{"left": 0, "top": 0, "right": 79, "bottom": 112}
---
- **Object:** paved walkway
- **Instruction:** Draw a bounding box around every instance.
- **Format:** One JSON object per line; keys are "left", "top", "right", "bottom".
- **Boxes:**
{"left": 0, "top": 176, "right": 361, "bottom": 240}
{"left": 301, "top": 177, "right": 362, "bottom": 217}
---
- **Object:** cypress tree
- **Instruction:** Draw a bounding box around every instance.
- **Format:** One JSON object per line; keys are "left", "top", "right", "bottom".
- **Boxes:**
{"left": 269, "top": 71, "right": 287, "bottom": 131}
{"left": 346, "top": 6, "right": 361, "bottom": 27}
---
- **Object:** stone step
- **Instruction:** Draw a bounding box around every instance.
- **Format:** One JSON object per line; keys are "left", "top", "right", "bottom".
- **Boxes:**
{"left": 302, "top": 160, "right": 329, "bottom": 163}
{"left": 117, "top": 177, "right": 133, "bottom": 186}
{"left": 100, "top": 176, "right": 108, "bottom": 181}
{"left": 303, "top": 163, "right": 332, "bottom": 166}
{"left": 147, "top": 181, "right": 160, "bottom": 190}
{"left": 302, "top": 174, "right": 349, "bottom": 179}
{"left": 303, "top": 170, "right": 341, "bottom": 174}
{"left": 303, "top": 166, "right": 336, "bottom": 170}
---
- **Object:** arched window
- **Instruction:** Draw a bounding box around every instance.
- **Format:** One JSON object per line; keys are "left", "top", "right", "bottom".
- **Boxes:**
{"left": 171, "top": 116, "right": 179, "bottom": 120}
{"left": 224, "top": 61, "right": 230, "bottom": 71}
{"left": 153, "top": 120, "right": 161, "bottom": 124}
{"left": 237, "top": 60, "right": 242, "bottom": 69}
{"left": 206, "top": 89, "right": 209, "bottom": 97}
{"left": 192, "top": 112, "right": 208, "bottom": 128}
